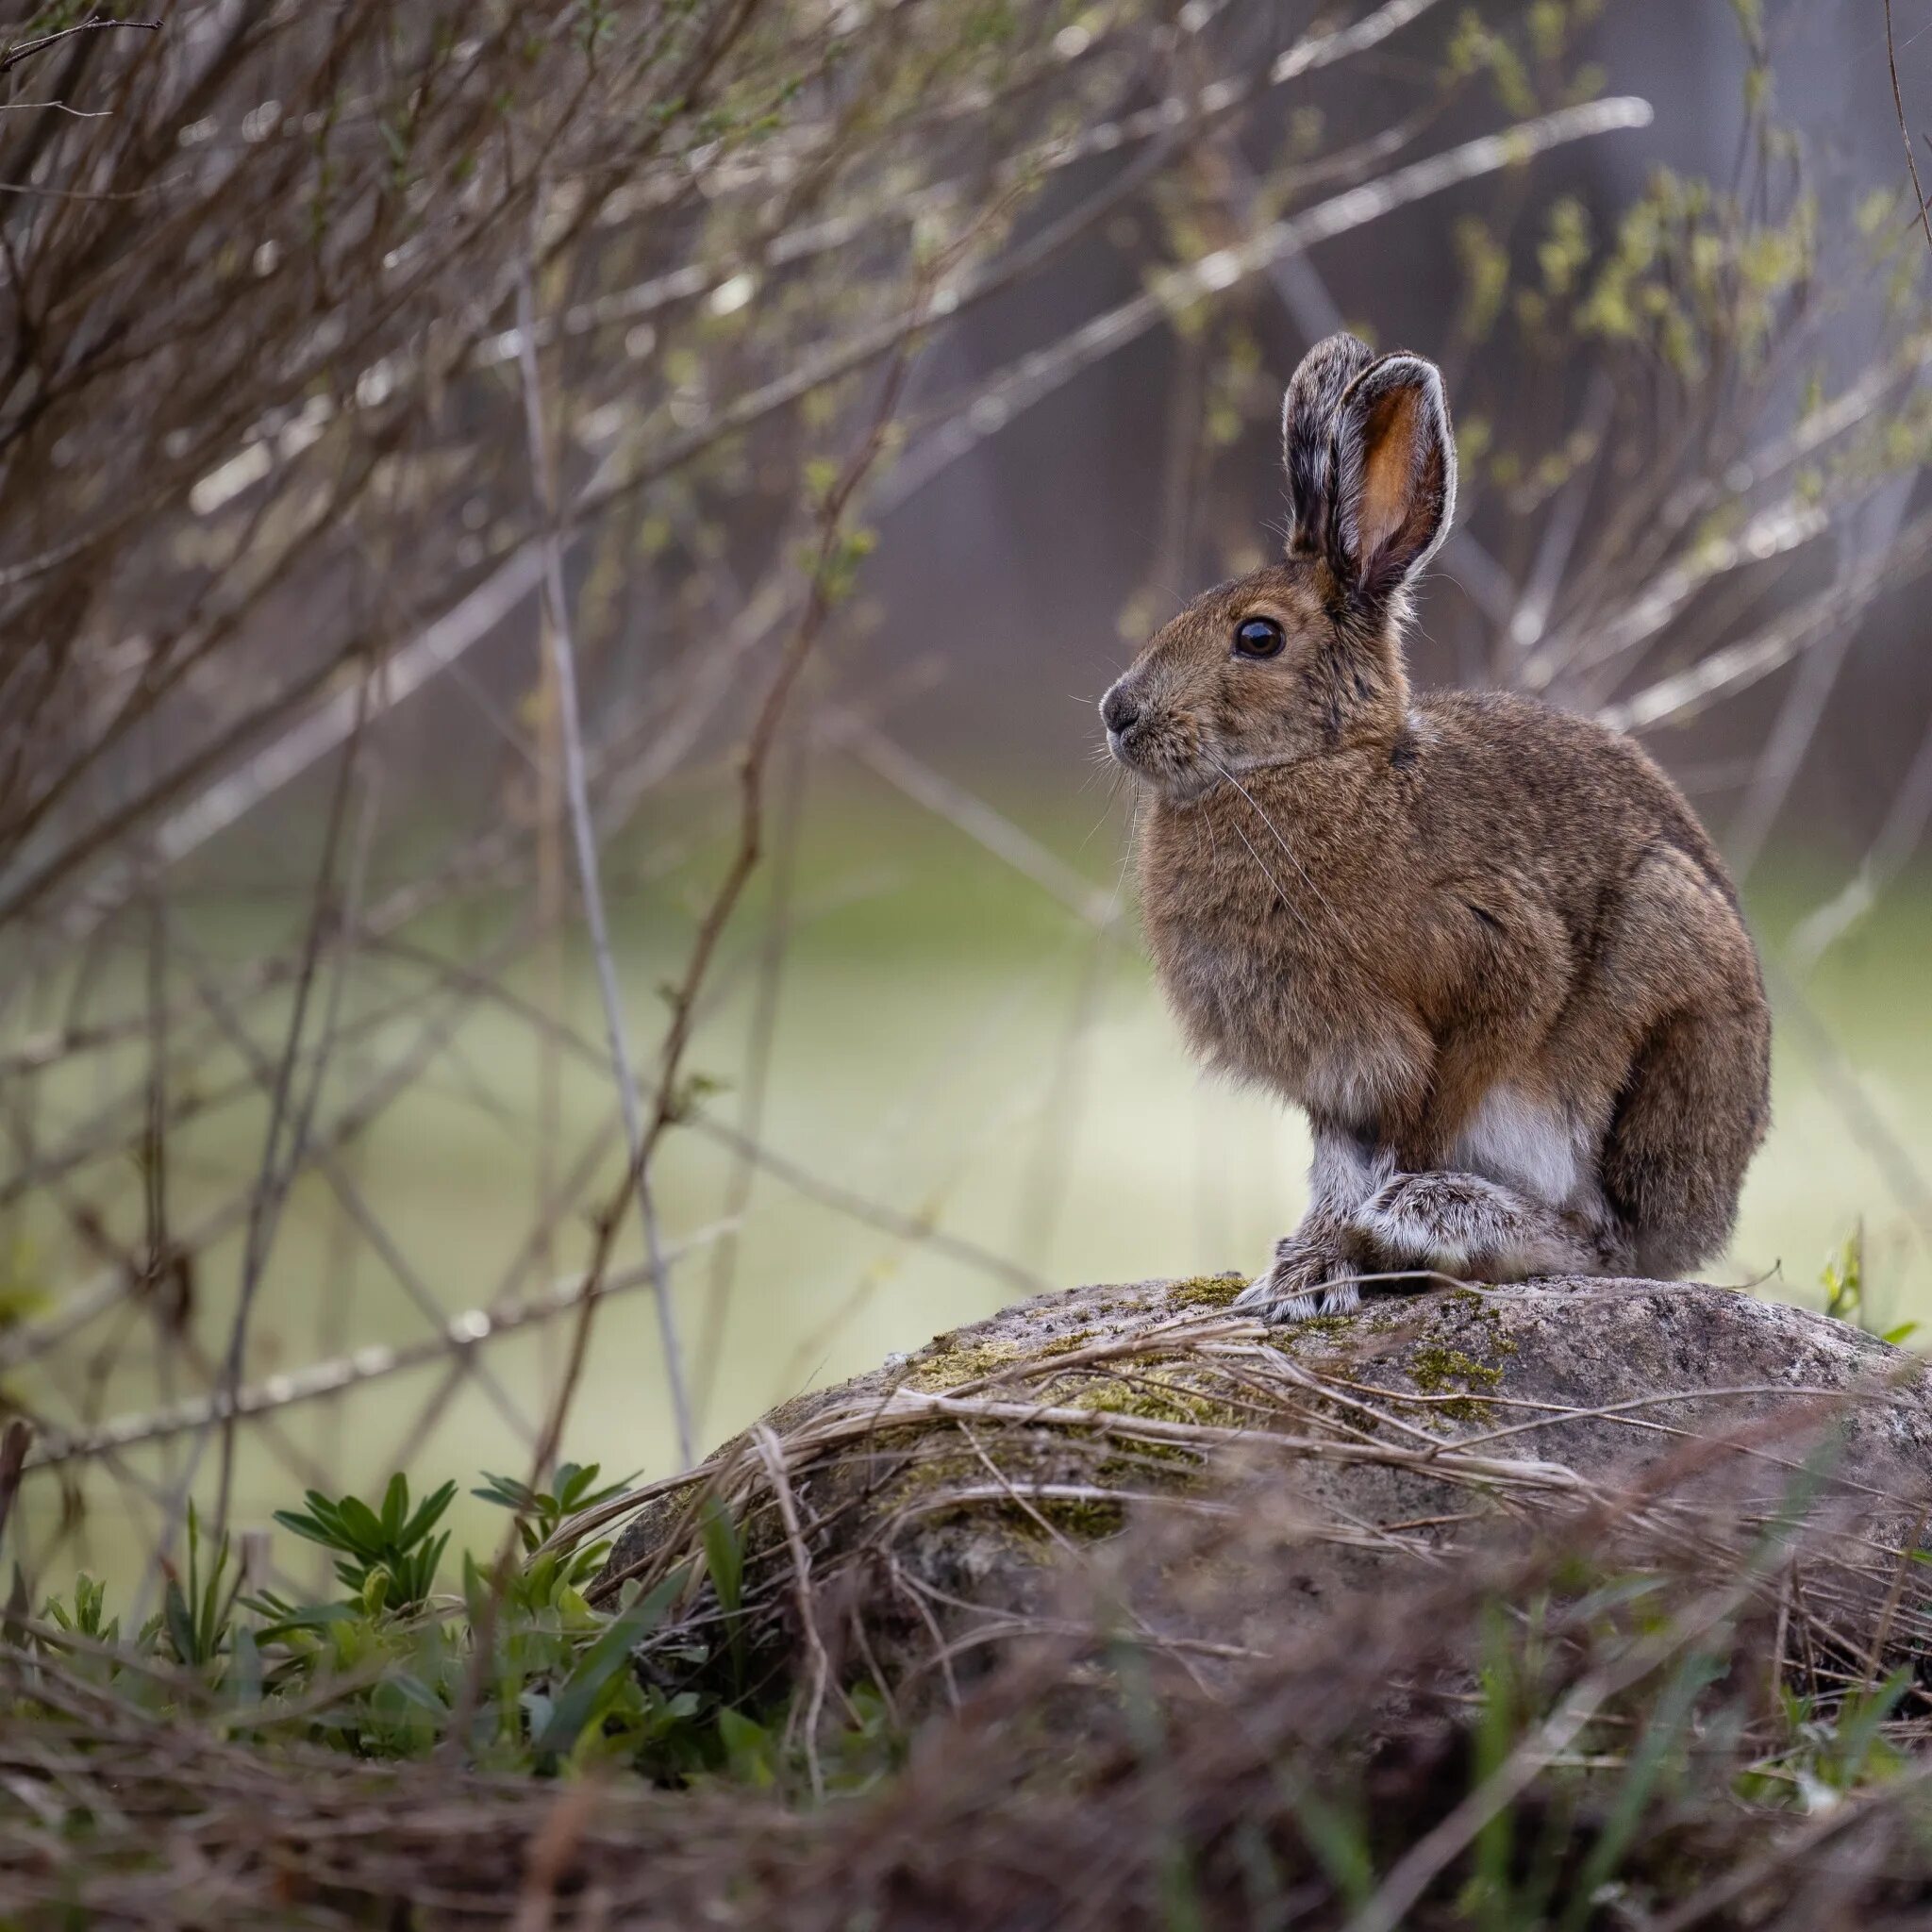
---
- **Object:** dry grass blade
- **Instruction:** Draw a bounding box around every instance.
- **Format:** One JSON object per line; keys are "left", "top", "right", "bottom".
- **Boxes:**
{"left": 514, "top": 237, "right": 695, "bottom": 1472}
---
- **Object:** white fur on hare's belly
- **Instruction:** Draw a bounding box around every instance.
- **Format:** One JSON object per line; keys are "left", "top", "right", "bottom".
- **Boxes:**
{"left": 1451, "top": 1085, "right": 1579, "bottom": 1208}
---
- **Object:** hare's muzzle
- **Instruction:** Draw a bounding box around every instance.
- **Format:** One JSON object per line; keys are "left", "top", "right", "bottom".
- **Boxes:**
{"left": 1101, "top": 681, "right": 1143, "bottom": 757}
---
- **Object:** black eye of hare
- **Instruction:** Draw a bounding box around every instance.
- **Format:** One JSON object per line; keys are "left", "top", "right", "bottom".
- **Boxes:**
{"left": 1233, "top": 616, "right": 1285, "bottom": 659}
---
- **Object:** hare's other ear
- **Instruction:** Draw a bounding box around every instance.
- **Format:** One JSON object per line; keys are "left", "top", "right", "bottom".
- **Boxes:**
{"left": 1326, "top": 352, "right": 1456, "bottom": 608}
{"left": 1281, "top": 333, "right": 1376, "bottom": 558}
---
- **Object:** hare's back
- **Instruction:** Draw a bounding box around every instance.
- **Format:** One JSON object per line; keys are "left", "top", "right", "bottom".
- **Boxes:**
{"left": 1409, "top": 690, "right": 1734, "bottom": 908}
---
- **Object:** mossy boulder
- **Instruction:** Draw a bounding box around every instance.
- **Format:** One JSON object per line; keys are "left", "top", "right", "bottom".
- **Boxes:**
{"left": 595, "top": 1275, "right": 1932, "bottom": 1711}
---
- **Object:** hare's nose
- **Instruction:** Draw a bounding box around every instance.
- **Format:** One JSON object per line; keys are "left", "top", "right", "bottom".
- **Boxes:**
{"left": 1101, "top": 686, "right": 1141, "bottom": 736}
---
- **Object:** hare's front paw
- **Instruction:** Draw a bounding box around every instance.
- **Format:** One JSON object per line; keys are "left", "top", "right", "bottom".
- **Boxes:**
{"left": 1231, "top": 1235, "right": 1360, "bottom": 1323}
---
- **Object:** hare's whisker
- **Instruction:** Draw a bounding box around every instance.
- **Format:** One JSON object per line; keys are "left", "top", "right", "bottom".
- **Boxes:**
{"left": 1224, "top": 813, "right": 1317, "bottom": 941}
{"left": 1106, "top": 792, "right": 1143, "bottom": 920}
{"left": 1075, "top": 788, "right": 1125, "bottom": 858}
{"left": 1207, "top": 754, "right": 1342, "bottom": 926}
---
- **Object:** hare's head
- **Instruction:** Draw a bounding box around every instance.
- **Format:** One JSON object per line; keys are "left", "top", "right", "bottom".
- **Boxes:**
{"left": 1101, "top": 334, "right": 1455, "bottom": 800}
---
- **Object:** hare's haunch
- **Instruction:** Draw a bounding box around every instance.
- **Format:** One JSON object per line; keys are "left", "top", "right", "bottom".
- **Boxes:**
{"left": 1101, "top": 333, "right": 1770, "bottom": 1321}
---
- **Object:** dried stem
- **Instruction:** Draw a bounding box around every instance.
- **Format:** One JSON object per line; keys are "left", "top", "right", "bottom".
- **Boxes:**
{"left": 514, "top": 234, "right": 695, "bottom": 1471}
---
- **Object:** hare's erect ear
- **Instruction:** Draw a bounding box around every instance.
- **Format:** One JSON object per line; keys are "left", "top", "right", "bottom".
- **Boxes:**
{"left": 1281, "top": 333, "right": 1376, "bottom": 558}
{"left": 1325, "top": 352, "right": 1456, "bottom": 606}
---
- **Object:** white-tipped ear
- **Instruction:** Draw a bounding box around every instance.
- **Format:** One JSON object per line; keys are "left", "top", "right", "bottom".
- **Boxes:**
{"left": 1280, "top": 333, "right": 1376, "bottom": 558}
{"left": 1326, "top": 352, "right": 1457, "bottom": 604}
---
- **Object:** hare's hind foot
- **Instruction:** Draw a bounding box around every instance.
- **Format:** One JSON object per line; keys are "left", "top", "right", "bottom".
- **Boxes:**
{"left": 1349, "top": 1169, "right": 1603, "bottom": 1283}
{"left": 1232, "top": 1232, "right": 1362, "bottom": 1323}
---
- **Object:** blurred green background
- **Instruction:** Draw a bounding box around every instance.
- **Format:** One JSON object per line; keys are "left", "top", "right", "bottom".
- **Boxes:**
{"left": 8, "top": 0, "right": 1932, "bottom": 1611}
{"left": 13, "top": 779, "right": 1930, "bottom": 1589}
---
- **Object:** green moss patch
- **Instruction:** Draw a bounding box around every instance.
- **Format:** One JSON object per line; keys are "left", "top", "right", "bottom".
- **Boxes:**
{"left": 906, "top": 1335, "right": 1029, "bottom": 1390}
{"left": 1165, "top": 1274, "right": 1246, "bottom": 1311}
{"left": 1403, "top": 1334, "right": 1518, "bottom": 1424}
{"left": 1038, "top": 1329, "right": 1095, "bottom": 1357}
{"left": 1025, "top": 1495, "right": 1127, "bottom": 1541}
{"left": 1067, "top": 1367, "right": 1246, "bottom": 1432}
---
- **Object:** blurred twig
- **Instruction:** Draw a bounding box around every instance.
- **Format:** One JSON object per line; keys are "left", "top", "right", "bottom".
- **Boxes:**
{"left": 0, "top": 15, "right": 158, "bottom": 80}
{"left": 515, "top": 239, "right": 695, "bottom": 1471}
{"left": 1887, "top": 0, "right": 1932, "bottom": 257}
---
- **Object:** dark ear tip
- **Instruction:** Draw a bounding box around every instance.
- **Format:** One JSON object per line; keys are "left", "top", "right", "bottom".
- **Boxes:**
{"left": 1281, "top": 335, "right": 1382, "bottom": 554}
{"left": 1304, "top": 329, "right": 1375, "bottom": 365}
{"left": 1342, "top": 351, "right": 1448, "bottom": 413}
{"left": 1287, "top": 334, "right": 1377, "bottom": 399}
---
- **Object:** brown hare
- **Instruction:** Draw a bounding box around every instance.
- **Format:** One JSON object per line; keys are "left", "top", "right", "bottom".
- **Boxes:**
{"left": 1101, "top": 333, "right": 1771, "bottom": 1321}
